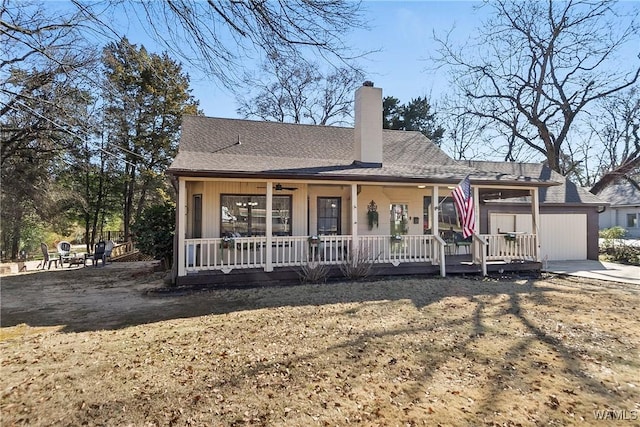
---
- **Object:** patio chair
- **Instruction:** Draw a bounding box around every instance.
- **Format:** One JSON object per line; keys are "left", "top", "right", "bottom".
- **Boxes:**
{"left": 57, "top": 241, "right": 72, "bottom": 265}
{"left": 91, "top": 241, "right": 107, "bottom": 267}
{"left": 440, "top": 228, "right": 457, "bottom": 255}
{"left": 454, "top": 232, "right": 472, "bottom": 254}
{"left": 39, "top": 243, "right": 59, "bottom": 270}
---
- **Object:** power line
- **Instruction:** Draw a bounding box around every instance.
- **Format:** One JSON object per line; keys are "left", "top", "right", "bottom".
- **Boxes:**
{"left": 4, "top": 97, "right": 139, "bottom": 167}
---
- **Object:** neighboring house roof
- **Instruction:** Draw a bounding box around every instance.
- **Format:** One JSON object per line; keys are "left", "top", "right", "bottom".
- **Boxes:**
{"left": 169, "top": 116, "right": 560, "bottom": 187}
{"left": 595, "top": 181, "right": 640, "bottom": 207}
{"left": 468, "top": 161, "right": 606, "bottom": 206}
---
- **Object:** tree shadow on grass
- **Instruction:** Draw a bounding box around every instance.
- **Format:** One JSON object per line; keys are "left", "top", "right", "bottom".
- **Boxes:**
{"left": 4, "top": 265, "right": 638, "bottom": 425}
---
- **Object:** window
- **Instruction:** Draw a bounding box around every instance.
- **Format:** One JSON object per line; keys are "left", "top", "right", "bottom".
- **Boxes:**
{"left": 627, "top": 213, "right": 638, "bottom": 228}
{"left": 192, "top": 194, "right": 202, "bottom": 238}
{"left": 437, "top": 197, "right": 458, "bottom": 229}
{"left": 221, "top": 195, "right": 292, "bottom": 237}
{"left": 317, "top": 197, "right": 341, "bottom": 235}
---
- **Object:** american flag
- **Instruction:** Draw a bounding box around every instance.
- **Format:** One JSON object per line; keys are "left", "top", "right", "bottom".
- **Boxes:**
{"left": 452, "top": 175, "right": 476, "bottom": 238}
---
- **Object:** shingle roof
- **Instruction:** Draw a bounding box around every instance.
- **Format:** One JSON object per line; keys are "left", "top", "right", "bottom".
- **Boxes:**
{"left": 467, "top": 161, "right": 606, "bottom": 205}
{"left": 596, "top": 181, "right": 640, "bottom": 206}
{"left": 169, "top": 116, "right": 560, "bottom": 186}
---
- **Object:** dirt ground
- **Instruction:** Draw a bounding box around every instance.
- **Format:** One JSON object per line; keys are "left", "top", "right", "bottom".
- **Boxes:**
{"left": 1, "top": 263, "right": 639, "bottom": 426}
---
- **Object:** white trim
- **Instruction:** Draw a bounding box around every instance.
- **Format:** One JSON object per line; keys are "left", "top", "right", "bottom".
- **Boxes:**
{"left": 175, "top": 176, "right": 548, "bottom": 190}
{"left": 432, "top": 185, "right": 439, "bottom": 237}
{"left": 531, "top": 188, "right": 541, "bottom": 262}
{"left": 351, "top": 183, "right": 358, "bottom": 264}
{"left": 178, "top": 178, "right": 186, "bottom": 276}
{"left": 265, "top": 181, "right": 273, "bottom": 272}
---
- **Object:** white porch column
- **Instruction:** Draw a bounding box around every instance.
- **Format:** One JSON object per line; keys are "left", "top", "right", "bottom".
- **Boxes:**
{"left": 473, "top": 185, "right": 480, "bottom": 234}
{"left": 177, "top": 177, "right": 186, "bottom": 277}
{"left": 531, "top": 187, "right": 541, "bottom": 262}
{"left": 265, "top": 181, "right": 273, "bottom": 272}
{"left": 351, "top": 184, "right": 359, "bottom": 259}
{"left": 432, "top": 185, "right": 439, "bottom": 237}
{"left": 432, "top": 185, "right": 447, "bottom": 276}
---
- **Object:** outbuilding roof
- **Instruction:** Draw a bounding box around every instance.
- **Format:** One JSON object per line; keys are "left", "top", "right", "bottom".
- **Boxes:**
{"left": 467, "top": 161, "right": 606, "bottom": 205}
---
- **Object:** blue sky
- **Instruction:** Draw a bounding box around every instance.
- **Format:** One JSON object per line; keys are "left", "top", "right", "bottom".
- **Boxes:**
{"left": 84, "top": 0, "right": 638, "bottom": 130}
{"left": 115, "top": 1, "right": 488, "bottom": 119}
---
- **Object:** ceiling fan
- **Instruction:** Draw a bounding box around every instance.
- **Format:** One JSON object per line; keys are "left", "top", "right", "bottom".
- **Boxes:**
{"left": 257, "top": 183, "right": 298, "bottom": 191}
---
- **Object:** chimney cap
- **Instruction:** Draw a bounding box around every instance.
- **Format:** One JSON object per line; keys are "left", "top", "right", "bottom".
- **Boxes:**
{"left": 363, "top": 81, "right": 374, "bottom": 87}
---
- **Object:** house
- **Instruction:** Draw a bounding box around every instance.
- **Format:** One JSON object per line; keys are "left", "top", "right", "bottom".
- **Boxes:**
{"left": 167, "top": 83, "right": 600, "bottom": 286}
{"left": 596, "top": 181, "right": 640, "bottom": 238}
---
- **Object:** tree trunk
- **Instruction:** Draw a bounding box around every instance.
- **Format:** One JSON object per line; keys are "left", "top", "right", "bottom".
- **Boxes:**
{"left": 123, "top": 163, "right": 136, "bottom": 241}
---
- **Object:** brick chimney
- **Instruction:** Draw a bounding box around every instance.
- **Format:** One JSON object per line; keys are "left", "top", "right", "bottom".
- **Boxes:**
{"left": 354, "top": 81, "right": 383, "bottom": 167}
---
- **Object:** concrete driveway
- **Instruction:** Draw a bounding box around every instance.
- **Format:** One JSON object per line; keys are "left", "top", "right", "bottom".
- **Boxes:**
{"left": 544, "top": 260, "right": 640, "bottom": 285}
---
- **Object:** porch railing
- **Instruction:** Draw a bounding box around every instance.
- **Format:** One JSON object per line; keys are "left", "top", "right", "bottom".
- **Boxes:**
{"left": 183, "top": 233, "right": 537, "bottom": 274}
{"left": 482, "top": 233, "right": 537, "bottom": 261}
{"left": 357, "top": 235, "right": 435, "bottom": 265}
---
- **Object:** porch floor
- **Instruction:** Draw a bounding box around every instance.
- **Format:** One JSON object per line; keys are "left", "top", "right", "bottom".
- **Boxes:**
{"left": 176, "top": 256, "right": 542, "bottom": 288}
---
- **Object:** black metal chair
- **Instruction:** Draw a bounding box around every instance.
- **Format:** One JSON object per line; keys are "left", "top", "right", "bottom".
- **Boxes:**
{"left": 91, "top": 241, "right": 107, "bottom": 267}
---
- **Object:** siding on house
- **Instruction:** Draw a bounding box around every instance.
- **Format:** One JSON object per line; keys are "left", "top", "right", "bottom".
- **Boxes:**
{"left": 596, "top": 182, "right": 640, "bottom": 238}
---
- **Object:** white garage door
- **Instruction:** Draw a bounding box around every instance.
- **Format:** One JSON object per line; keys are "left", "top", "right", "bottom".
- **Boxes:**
{"left": 540, "top": 214, "right": 587, "bottom": 261}
{"left": 490, "top": 213, "right": 587, "bottom": 261}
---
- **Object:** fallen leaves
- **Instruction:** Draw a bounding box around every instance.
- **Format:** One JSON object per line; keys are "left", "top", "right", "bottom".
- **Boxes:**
{"left": 1, "top": 276, "right": 639, "bottom": 426}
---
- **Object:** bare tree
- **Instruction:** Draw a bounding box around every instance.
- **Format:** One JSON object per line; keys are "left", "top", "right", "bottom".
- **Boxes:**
{"left": 82, "top": 0, "right": 367, "bottom": 87}
{"left": 589, "top": 87, "right": 640, "bottom": 193}
{"left": 236, "top": 54, "right": 363, "bottom": 125}
{"left": 1, "top": 1, "right": 100, "bottom": 257}
{"left": 434, "top": 0, "right": 640, "bottom": 174}
{"left": 1, "top": 1, "right": 98, "bottom": 165}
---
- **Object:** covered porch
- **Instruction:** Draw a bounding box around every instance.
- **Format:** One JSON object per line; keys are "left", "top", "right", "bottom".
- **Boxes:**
{"left": 176, "top": 177, "right": 542, "bottom": 284}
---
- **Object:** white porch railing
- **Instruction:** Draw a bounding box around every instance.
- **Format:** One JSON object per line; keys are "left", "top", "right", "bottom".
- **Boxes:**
{"left": 472, "top": 234, "right": 487, "bottom": 276}
{"left": 356, "top": 235, "right": 435, "bottom": 265}
{"left": 185, "top": 236, "right": 267, "bottom": 272}
{"left": 182, "top": 233, "right": 537, "bottom": 275}
{"left": 184, "top": 234, "right": 436, "bottom": 273}
{"left": 482, "top": 233, "right": 537, "bottom": 261}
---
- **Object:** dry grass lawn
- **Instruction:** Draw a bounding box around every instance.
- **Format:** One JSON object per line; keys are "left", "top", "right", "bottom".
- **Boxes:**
{"left": 1, "top": 270, "right": 639, "bottom": 426}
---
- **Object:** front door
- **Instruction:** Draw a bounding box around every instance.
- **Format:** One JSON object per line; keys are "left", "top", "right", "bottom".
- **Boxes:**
{"left": 390, "top": 203, "right": 409, "bottom": 254}
{"left": 390, "top": 203, "right": 409, "bottom": 236}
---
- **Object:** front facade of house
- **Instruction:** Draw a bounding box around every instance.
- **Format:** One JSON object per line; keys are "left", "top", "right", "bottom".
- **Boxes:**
{"left": 168, "top": 84, "right": 600, "bottom": 285}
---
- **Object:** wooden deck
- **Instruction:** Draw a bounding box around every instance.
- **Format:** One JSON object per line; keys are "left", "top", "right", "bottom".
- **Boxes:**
{"left": 175, "top": 255, "right": 541, "bottom": 288}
